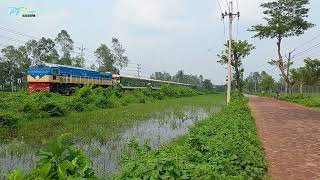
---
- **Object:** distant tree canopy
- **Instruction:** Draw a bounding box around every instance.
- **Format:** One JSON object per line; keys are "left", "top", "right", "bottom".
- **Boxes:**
{"left": 244, "top": 71, "right": 276, "bottom": 93}
{"left": 150, "top": 70, "right": 214, "bottom": 91}
{"left": 0, "top": 29, "right": 129, "bottom": 91}
{"left": 291, "top": 58, "right": 320, "bottom": 93}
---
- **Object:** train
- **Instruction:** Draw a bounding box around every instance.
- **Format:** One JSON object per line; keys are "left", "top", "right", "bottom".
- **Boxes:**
{"left": 27, "top": 63, "right": 193, "bottom": 93}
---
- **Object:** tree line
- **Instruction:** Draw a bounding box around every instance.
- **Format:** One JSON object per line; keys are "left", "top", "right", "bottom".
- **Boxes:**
{"left": 150, "top": 70, "right": 214, "bottom": 90}
{"left": 244, "top": 58, "right": 320, "bottom": 94}
{"left": 0, "top": 29, "right": 129, "bottom": 91}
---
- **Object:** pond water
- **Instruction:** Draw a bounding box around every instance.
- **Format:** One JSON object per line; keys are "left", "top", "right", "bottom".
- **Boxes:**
{"left": 0, "top": 106, "right": 221, "bottom": 178}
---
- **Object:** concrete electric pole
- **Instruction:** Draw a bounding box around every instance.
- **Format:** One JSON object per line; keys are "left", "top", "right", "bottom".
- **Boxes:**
{"left": 222, "top": 1, "right": 240, "bottom": 104}
{"left": 137, "top": 64, "right": 141, "bottom": 77}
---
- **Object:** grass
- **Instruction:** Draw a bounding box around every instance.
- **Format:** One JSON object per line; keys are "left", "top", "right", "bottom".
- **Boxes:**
{"left": 255, "top": 92, "right": 320, "bottom": 109}
{"left": 278, "top": 94, "right": 320, "bottom": 108}
{"left": 0, "top": 94, "right": 225, "bottom": 145}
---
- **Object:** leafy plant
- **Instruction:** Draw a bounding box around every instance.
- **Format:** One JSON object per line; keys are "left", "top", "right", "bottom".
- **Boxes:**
{"left": 7, "top": 134, "right": 98, "bottom": 180}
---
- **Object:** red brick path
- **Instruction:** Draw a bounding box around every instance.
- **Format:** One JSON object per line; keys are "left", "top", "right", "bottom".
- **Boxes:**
{"left": 249, "top": 96, "right": 320, "bottom": 180}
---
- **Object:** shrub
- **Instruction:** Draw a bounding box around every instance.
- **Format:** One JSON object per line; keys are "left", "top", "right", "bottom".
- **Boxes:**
{"left": 0, "top": 112, "right": 19, "bottom": 129}
{"left": 95, "top": 95, "right": 119, "bottom": 108}
{"left": 133, "top": 90, "right": 147, "bottom": 103}
{"left": 7, "top": 134, "right": 97, "bottom": 179}
{"left": 40, "top": 101, "right": 65, "bottom": 117}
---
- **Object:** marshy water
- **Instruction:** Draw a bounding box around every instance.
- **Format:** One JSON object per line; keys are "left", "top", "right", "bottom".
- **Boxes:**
{"left": 0, "top": 106, "right": 221, "bottom": 177}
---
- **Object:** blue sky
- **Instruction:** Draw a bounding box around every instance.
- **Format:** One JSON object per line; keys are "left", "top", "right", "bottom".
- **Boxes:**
{"left": 0, "top": 0, "right": 320, "bottom": 84}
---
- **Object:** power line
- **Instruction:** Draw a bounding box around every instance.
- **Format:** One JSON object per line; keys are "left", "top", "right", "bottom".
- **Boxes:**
{"left": 216, "top": 0, "right": 223, "bottom": 13}
{"left": 0, "top": 34, "right": 27, "bottom": 44}
{"left": 225, "top": 0, "right": 230, "bottom": 11}
{"left": 0, "top": 26, "right": 39, "bottom": 40}
{"left": 292, "top": 42, "right": 320, "bottom": 58}
{"left": 236, "top": 0, "right": 239, "bottom": 12}
{"left": 292, "top": 32, "right": 320, "bottom": 51}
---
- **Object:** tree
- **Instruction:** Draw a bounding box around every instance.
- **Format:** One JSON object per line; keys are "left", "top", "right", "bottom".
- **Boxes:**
{"left": 202, "top": 79, "right": 214, "bottom": 90}
{"left": 174, "top": 70, "right": 185, "bottom": 83}
{"left": 94, "top": 44, "right": 115, "bottom": 73}
{"left": 111, "top": 37, "right": 128, "bottom": 69}
{"left": 304, "top": 58, "right": 320, "bottom": 85}
{"left": 291, "top": 67, "right": 308, "bottom": 94}
{"left": 218, "top": 40, "right": 255, "bottom": 94}
{"left": 150, "top": 72, "right": 172, "bottom": 81}
{"left": 249, "top": 0, "right": 314, "bottom": 94}
{"left": 55, "top": 30, "right": 74, "bottom": 65}
{"left": 72, "top": 56, "right": 85, "bottom": 68}
{"left": 260, "top": 74, "right": 275, "bottom": 93}
{"left": 37, "top": 37, "right": 59, "bottom": 63}
{"left": 25, "top": 39, "right": 40, "bottom": 64}
{"left": 0, "top": 46, "right": 25, "bottom": 91}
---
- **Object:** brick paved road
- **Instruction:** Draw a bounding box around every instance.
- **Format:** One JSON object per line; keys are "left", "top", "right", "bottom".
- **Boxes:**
{"left": 249, "top": 96, "right": 320, "bottom": 180}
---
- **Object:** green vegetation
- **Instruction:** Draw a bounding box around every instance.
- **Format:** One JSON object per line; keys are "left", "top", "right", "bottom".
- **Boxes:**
{"left": 218, "top": 40, "right": 255, "bottom": 94}
{"left": 0, "top": 85, "right": 200, "bottom": 129}
{"left": 279, "top": 94, "right": 320, "bottom": 108}
{"left": 115, "top": 95, "right": 267, "bottom": 179}
{"left": 6, "top": 95, "right": 266, "bottom": 179}
{"left": 0, "top": 91, "right": 223, "bottom": 144}
{"left": 7, "top": 134, "right": 97, "bottom": 180}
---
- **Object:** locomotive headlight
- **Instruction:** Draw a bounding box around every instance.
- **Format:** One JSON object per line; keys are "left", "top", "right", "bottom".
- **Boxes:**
{"left": 35, "top": 75, "right": 40, "bottom": 80}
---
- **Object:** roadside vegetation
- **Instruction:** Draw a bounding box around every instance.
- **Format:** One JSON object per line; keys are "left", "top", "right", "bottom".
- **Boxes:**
{"left": 279, "top": 94, "right": 320, "bottom": 108}
{"left": 6, "top": 95, "right": 267, "bottom": 179}
{"left": 116, "top": 95, "right": 267, "bottom": 179}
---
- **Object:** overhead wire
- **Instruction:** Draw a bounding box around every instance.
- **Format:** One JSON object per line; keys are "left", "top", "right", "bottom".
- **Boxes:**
{"left": 292, "top": 31, "right": 320, "bottom": 51}
{"left": 292, "top": 42, "right": 320, "bottom": 58}
{"left": 216, "top": 0, "right": 223, "bottom": 13}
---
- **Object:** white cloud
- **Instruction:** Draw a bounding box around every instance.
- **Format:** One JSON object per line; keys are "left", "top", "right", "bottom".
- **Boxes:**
{"left": 111, "top": 0, "right": 190, "bottom": 32}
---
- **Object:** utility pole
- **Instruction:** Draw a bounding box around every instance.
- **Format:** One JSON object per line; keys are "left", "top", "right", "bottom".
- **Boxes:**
{"left": 137, "top": 64, "right": 141, "bottom": 77}
{"left": 285, "top": 49, "right": 295, "bottom": 94}
{"left": 80, "top": 44, "right": 85, "bottom": 59}
{"left": 222, "top": 1, "right": 240, "bottom": 104}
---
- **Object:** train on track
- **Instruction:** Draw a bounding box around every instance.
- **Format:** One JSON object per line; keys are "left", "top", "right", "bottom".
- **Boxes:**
{"left": 27, "top": 63, "right": 193, "bottom": 93}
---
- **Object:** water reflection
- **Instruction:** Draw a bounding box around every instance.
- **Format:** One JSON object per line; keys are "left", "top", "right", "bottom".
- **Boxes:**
{"left": 0, "top": 106, "right": 221, "bottom": 177}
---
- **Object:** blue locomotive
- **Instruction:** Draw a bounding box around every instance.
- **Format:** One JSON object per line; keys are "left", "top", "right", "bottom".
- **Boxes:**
{"left": 27, "top": 63, "right": 116, "bottom": 93}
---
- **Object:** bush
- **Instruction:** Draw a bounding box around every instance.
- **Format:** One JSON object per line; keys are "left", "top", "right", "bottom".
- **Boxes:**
{"left": 7, "top": 134, "right": 97, "bottom": 179}
{"left": 0, "top": 85, "right": 204, "bottom": 121}
{"left": 133, "top": 90, "right": 148, "bottom": 103}
{"left": 95, "top": 95, "right": 120, "bottom": 108}
{"left": 0, "top": 112, "right": 19, "bottom": 128}
{"left": 40, "top": 101, "right": 65, "bottom": 117}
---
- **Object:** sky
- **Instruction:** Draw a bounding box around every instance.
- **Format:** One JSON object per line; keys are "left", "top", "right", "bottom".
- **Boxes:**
{"left": 0, "top": 0, "right": 320, "bottom": 84}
